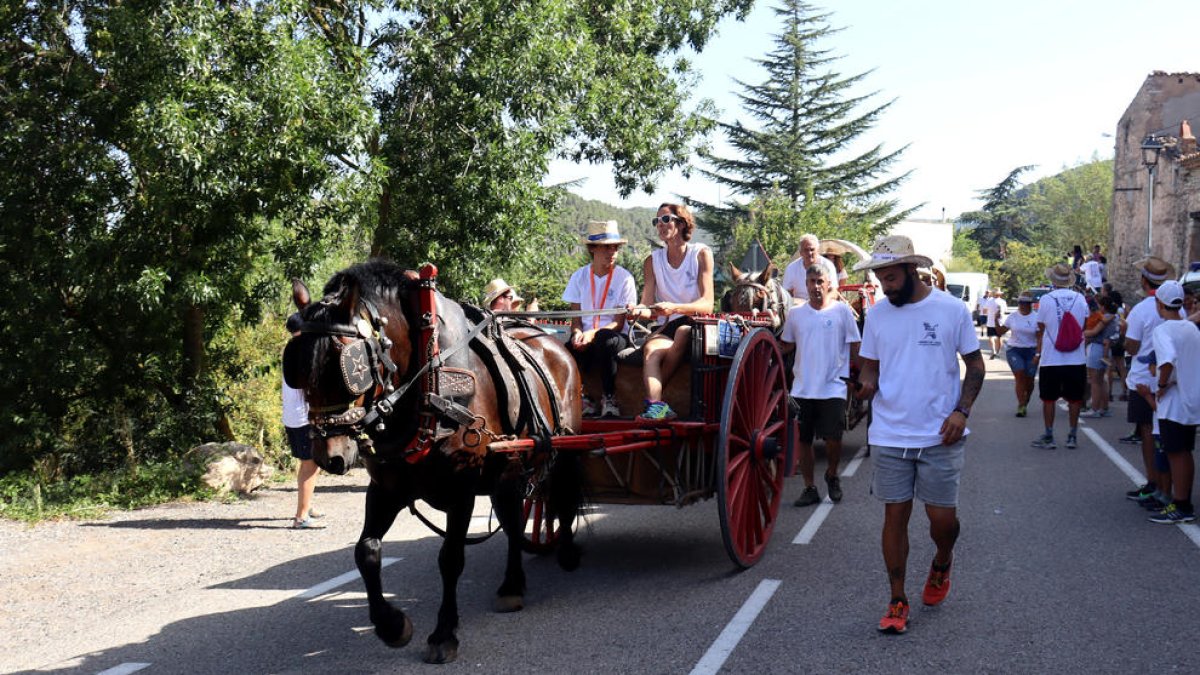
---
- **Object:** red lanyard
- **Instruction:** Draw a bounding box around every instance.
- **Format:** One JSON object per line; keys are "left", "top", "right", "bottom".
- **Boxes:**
{"left": 589, "top": 268, "right": 615, "bottom": 330}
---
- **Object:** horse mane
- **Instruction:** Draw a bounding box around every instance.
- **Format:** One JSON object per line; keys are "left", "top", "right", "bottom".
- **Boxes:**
{"left": 320, "top": 259, "right": 418, "bottom": 308}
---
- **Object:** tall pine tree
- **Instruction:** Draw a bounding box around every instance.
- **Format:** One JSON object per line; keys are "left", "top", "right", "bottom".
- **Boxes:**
{"left": 698, "top": 0, "right": 910, "bottom": 246}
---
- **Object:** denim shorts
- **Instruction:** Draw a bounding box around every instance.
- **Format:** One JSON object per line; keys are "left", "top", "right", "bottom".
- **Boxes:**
{"left": 1006, "top": 346, "right": 1037, "bottom": 377}
{"left": 871, "top": 441, "right": 965, "bottom": 507}
{"left": 1085, "top": 342, "right": 1105, "bottom": 370}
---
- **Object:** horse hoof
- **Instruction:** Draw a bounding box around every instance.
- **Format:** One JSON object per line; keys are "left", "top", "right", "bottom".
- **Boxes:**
{"left": 557, "top": 542, "right": 582, "bottom": 572}
{"left": 376, "top": 612, "right": 413, "bottom": 648}
{"left": 424, "top": 641, "right": 459, "bottom": 664}
{"left": 494, "top": 595, "right": 524, "bottom": 613}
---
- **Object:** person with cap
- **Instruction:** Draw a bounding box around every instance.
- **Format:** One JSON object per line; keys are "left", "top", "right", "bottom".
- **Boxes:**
{"left": 283, "top": 309, "right": 324, "bottom": 529}
{"left": 780, "top": 261, "right": 861, "bottom": 507}
{"left": 1123, "top": 257, "right": 1176, "bottom": 508}
{"left": 782, "top": 234, "right": 839, "bottom": 305}
{"left": 628, "top": 203, "right": 714, "bottom": 421}
{"left": 1030, "top": 263, "right": 1088, "bottom": 450}
{"left": 996, "top": 292, "right": 1039, "bottom": 417}
{"left": 983, "top": 289, "right": 1008, "bottom": 359}
{"left": 1146, "top": 280, "right": 1200, "bottom": 524}
{"left": 562, "top": 220, "right": 638, "bottom": 418}
{"left": 852, "top": 235, "right": 985, "bottom": 635}
{"left": 482, "top": 278, "right": 523, "bottom": 313}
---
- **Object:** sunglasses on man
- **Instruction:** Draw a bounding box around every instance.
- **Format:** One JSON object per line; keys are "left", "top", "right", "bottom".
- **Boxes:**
{"left": 651, "top": 214, "right": 679, "bottom": 225}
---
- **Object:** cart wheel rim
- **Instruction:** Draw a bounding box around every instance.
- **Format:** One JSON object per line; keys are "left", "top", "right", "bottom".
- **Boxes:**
{"left": 717, "top": 328, "right": 789, "bottom": 568}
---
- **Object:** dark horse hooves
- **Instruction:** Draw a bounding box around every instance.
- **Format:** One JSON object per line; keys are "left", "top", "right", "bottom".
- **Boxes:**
{"left": 557, "top": 541, "right": 582, "bottom": 572}
{"left": 494, "top": 594, "right": 525, "bottom": 613}
{"left": 424, "top": 637, "right": 460, "bottom": 664}
{"left": 374, "top": 607, "right": 414, "bottom": 648}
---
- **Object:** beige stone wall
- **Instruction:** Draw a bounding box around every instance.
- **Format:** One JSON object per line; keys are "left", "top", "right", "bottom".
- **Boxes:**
{"left": 1109, "top": 73, "right": 1200, "bottom": 296}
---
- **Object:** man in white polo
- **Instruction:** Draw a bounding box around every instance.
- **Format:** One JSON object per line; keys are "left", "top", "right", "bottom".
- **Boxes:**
{"left": 782, "top": 233, "right": 839, "bottom": 304}
{"left": 854, "top": 235, "right": 985, "bottom": 635}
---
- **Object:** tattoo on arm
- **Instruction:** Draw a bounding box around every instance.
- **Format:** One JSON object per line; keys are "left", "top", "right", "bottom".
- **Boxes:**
{"left": 959, "top": 350, "right": 985, "bottom": 408}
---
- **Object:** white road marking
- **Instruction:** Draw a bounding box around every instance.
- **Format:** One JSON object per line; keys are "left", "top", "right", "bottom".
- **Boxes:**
{"left": 792, "top": 500, "right": 834, "bottom": 545}
{"left": 297, "top": 557, "right": 402, "bottom": 600}
{"left": 1081, "top": 427, "right": 1200, "bottom": 550}
{"left": 689, "top": 579, "right": 781, "bottom": 675}
{"left": 96, "top": 664, "right": 151, "bottom": 675}
{"left": 841, "top": 444, "right": 869, "bottom": 478}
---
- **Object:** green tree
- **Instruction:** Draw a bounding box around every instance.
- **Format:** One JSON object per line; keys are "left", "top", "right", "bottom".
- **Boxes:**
{"left": 1024, "top": 157, "right": 1113, "bottom": 257}
{"left": 957, "top": 165, "right": 1035, "bottom": 260}
{"left": 698, "top": 0, "right": 911, "bottom": 244}
{"left": 727, "top": 187, "right": 873, "bottom": 269}
{"left": 1000, "top": 241, "right": 1061, "bottom": 297}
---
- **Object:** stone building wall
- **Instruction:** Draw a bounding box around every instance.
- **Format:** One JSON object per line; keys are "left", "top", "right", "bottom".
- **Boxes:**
{"left": 1109, "top": 72, "right": 1200, "bottom": 296}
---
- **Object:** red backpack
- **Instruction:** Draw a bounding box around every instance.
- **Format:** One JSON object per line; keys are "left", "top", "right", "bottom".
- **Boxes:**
{"left": 1052, "top": 295, "right": 1083, "bottom": 352}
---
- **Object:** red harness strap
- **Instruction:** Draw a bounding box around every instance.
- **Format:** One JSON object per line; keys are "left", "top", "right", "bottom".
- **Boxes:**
{"left": 403, "top": 263, "right": 441, "bottom": 464}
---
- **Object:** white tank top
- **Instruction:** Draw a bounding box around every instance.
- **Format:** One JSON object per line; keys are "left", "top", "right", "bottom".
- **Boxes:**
{"left": 651, "top": 243, "right": 709, "bottom": 323}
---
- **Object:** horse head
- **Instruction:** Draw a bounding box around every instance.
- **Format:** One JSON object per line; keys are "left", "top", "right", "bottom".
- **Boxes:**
{"left": 283, "top": 261, "right": 421, "bottom": 474}
{"left": 723, "top": 261, "right": 788, "bottom": 324}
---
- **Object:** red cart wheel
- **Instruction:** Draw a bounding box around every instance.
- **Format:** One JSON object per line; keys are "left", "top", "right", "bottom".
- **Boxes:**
{"left": 717, "top": 328, "right": 790, "bottom": 568}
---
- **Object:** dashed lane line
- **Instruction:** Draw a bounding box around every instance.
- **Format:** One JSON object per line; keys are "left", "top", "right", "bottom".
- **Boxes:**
{"left": 689, "top": 579, "right": 781, "bottom": 675}
{"left": 792, "top": 445, "right": 867, "bottom": 545}
{"left": 296, "top": 557, "right": 402, "bottom": 600}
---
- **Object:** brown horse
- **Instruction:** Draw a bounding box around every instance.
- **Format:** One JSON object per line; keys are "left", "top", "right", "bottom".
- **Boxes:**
{"left": 282, "top": 260, "right": 583, "bottom": 664}
{"left": 721, "top": 261, "right": 790, "bottom": 328}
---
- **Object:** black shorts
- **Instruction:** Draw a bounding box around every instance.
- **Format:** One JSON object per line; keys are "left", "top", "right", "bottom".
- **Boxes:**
{"left": 1159, "top": 418, "right": 1197, "bottom": 454}
{"left": 795, "top": 397, "right": 846, "bottom": 442}
{"left": 650, "top": 315, "right": 693, "bottom": 341}
{"left": 1127, "top": 393, "right": 1155, "bottom": 425}
{"left": 986, "top": 326, "right": 999, "bottom": 337}
{"left": 1038, "top": 364, "right": 1087, "bottom": 403}
{"left": 286, "top": 425, "right": 313, "bottom": 461}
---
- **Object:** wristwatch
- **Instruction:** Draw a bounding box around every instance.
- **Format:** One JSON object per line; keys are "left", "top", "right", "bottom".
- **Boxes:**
{"left": 953, "top": 405, "right": 970, "bottom": 418}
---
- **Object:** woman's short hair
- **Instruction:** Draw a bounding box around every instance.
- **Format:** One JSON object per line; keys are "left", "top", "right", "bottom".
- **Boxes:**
{"left": 660, "top": 203, "right": 695, "bottom": 241}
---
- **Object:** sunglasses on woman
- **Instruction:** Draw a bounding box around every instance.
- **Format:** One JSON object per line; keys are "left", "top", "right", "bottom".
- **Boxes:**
{"left": 651, "top": 214, "right": 678, "bottom": 225}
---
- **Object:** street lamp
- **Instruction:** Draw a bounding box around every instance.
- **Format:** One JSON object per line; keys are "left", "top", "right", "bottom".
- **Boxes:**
{"left": 1141, "top": 136, "right": 1164, "bottom": 255}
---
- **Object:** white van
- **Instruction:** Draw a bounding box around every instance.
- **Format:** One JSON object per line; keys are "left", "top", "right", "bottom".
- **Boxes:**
{"left": 943, "top": 272, "right": 989, "bottom": 324}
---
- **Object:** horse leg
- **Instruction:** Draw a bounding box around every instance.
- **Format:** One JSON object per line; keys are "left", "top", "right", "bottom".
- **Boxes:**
{"left": 356, "top": 482, "right": 413, "bottom": 648}
{"left": 550, "top": 453, "right": 584, "bottom": 572}
{"left": 490, "top": 468, "right": 527, "bottom": 613}
{"left": 425, "top": 494, "right": 473, "bottom": 664}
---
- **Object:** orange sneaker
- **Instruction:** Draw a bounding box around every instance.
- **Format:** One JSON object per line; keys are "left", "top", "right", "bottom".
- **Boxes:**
{"left": 878, "top": 598, "right": 909, "bottom": 634}
{"left": 922, "top": 561, "right": 952, "bottom": 606}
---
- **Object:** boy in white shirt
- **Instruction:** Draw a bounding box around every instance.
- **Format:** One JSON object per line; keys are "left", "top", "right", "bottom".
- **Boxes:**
{"left": 1147, "top": 281, "right": 1200, "bottom": 524}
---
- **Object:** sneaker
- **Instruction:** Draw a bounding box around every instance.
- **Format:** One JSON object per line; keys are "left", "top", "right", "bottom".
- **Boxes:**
{"left": 1125, "top": 483, "right": 1155, "bottom": 500}
{"left": 1118, "top": 433, "right": 1141, "bottom": 445}
{"left": 307, "top": 508, "right": 325, "bottom": 519}
{"left": 922, "top": 560, "right": 952, "bottom": 606}
{"left": 825, "top": 474, "right": 843, "bottom": 503}
{"left": 581, "top": 395, "right": 598, "bottom": 417}
{"left": 1065, "top": 434, "right": 1077, "bottom": 449}
{"left": 292, "top": 517, "right": 323, "bottom": 529}
{"left": 1149, "top": 504, "right": 1197, "bottom": 524}
{"left": 793, "top": 485, "right": 821, "bottom": 507}
{"left": 1080, "top": 409, "right": 1107, "bottom": 419}
{"left": 1015, "top": 405, "right": 1027, "bottom": 418}
{"left": 1030, "top": 434, "right": 1056, "bottom": 449}
{"left": 878, "top": 599, "right": 909, "bottom": 634}
{"left": 600, "top": 394, "right": 621, "bottom": 419}
{"left": 1136, "top": 494, "right": 1167, "bottom": 511}
{"left": 637, "top": 400, "right": 677, "bottom": 421}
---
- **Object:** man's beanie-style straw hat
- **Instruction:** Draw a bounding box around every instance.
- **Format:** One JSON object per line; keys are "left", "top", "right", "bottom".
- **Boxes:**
{"left": 852, "top": 234, "right": 934, "bottom": 272}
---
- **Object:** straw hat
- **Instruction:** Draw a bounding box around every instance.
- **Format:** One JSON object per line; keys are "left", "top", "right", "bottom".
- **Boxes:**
{"left": 1017, "top": 293, "right": 1034, "bottom": 304}
{"left": 1133, "top": 256, "right": 1175, "bottom": 283}
{"left": 1046, "top": 263, "right": 1074, "bottom": 287}
{"left": 481, "top": 278, "right": 523, "bottom": 308}
{"left": 581, "top": 220, "right": 627, "bottom": 245}
{"left": 852, "top": 234, "right": 934, "bottom": 272}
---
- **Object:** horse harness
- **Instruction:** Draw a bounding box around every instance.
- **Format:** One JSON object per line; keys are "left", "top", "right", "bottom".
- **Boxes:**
{"left": 299, "top": 265, "right": 565, "bottom": 466}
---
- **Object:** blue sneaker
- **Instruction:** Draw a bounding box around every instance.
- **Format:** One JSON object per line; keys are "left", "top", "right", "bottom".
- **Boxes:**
{"left": 1149, "top": 504, "right": 1196, "bottom": 524}
{"left": 638, "top": 400, "right": 677, "bottom": 421}
{"left": 1030, "top": 434, "right": 1056, "bottom": 449}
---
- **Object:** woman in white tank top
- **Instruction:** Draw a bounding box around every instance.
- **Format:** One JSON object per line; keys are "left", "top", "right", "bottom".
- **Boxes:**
{"left": 628, "top": 203, "right": 714, "bottom": 420}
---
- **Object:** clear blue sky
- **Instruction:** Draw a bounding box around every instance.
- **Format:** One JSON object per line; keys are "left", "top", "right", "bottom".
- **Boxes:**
{"left": 546, "top": 0, "right": 1200, "bottom": 221}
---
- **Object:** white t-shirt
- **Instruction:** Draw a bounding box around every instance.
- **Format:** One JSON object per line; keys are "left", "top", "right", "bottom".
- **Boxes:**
{"left": 282, "top": 379, "right": 309, "bottom": 429}
{"left": 562, "top": 264, "right": 638, "bottom": 333}
{"left": 985, "top": 297, "right": 1007, "bottom": 327}
{"left": 978, "top": 295, "right": 994, "bottom": 320}
{"left": 781, "top": 301, "right": 861, "bottom": 400}
{"left": 1152, "top": 320, "right": 1200, "bottom": 425}
{"left": 1080, "top": 259, "right": 1103, "bottom": 289}
{"left": 1125, "top": 295, "right": 1165, "bottom": 390}
{"left": 782, "top": 256, "right": 839, "bottom": 301}
{"left": 1036, "top": 288, "right": 1087, "bottom": 367}
{"left": 860, "top": 290, "right": 979, "bottom": 448}
{"left": 1003, "top": 311, "right": 1040, "bottom": 348}
{"left": 650, "top": 243, "right": 710, "bottom": 323}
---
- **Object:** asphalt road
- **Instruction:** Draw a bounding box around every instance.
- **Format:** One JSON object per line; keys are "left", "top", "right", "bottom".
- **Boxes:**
{"left": 3, "top": 337, "right": 1199, "bottom": 674}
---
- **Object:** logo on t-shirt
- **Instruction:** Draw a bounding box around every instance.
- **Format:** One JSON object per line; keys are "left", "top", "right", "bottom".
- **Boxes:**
{"left": 824, "top": 318, "right": 833, "bottom": 327}
{"left": 919, "top": 322, "right": 941, "bottom": 346}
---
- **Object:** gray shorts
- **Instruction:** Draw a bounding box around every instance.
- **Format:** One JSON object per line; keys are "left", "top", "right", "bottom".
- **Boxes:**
{"left": 871, "top": 441, "right": 966, "bottom": 507}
